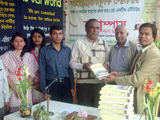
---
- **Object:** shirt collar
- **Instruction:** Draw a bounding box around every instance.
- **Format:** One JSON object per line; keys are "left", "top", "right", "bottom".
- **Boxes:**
{"left": 115, "top": 39, "right": 130, "bottom": 48}
{"left": 48, "top": 43, "right": 66, "bottom": 49}
{"left": 142, "top": 42, "right": 154, "bottom": 53}
{"left": 86, "top": 36, "right": 99, "bottom": 43}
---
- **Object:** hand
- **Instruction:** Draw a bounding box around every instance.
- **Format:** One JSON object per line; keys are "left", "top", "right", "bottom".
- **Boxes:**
{"left": 71, "top": 89, "right": 75, "bottom": 100}
{"left": 103, "top": 64, "right": 108, "bottom": 70}
{"left": 43, "top": 94, "right": 48, "bottom": 100}
{"left": 110, "top": 72, "right": 119, "bottom": 77}
{"left": 83, "top": 63, "right": 92, "bottom": 71}
{"left": 102, "top": 75, "right": 116, "bottom": 83}
{"left": 4, "top": 102, "right": 9, "bottom": 112}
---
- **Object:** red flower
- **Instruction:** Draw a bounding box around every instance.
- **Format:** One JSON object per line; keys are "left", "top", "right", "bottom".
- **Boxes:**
{"left": 15, "top": 71, "right": 17, "bottom": 75}
{"left": 18, "top": 77, "right": 21, "bottom": 80}
{"left": 148, "top": 80, "right": 153, "bottom": 85}
{"left": 144, "top": 78, "right": 147, "bottom": 82}
{"left": 18, "top": 67, "right": 22, "bottom": 71}
{"left": 146, "top": 86, "right": 152, "bottom": 93}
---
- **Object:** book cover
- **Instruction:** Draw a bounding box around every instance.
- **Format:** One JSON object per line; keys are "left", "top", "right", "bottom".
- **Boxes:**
{"left": 98, "top": 105, "right": 134, "bottom": 114}
{"left": 99, "top": 100, "right": 133, "bottom": 109}
{"left": 100, "top": 111, "right": 134, "bottom": 119}
{"left": 101, "top": 85, "right": 134, "bottom": 93}
{"left": 90, "top": 63, "right": 109, "bottom": 79}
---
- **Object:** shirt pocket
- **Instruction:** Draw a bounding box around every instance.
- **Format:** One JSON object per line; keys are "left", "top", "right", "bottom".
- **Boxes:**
{"left": 0, "top": 69, "right": 3, "bottom": 81}
{"left": 63, "top": 58, "right": 69, "bottom": 69}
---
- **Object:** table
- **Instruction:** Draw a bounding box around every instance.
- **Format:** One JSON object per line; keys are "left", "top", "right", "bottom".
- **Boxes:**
{"left": 4, "top": 100, "right": 160, "bottom": 120}
{"left": 4, "top": 100, "right": 100, "bottom": 120}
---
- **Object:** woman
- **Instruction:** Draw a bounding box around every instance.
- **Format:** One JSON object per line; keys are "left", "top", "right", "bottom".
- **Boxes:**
{"left": 29, "top": 28, "right": 46, "bottom": 104}
{"left": 0, "top": 32, "right": 38, "bottom": 113}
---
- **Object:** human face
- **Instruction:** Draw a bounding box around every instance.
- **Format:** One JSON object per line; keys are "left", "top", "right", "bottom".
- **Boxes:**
{"left": 115, "top": 26, "right": 128, "bottom": 45}
{"left": 32, "top": 32, "right": 43, "bottom": 48}
{"left": 49, "top": 29, "right": 63, "bottom": 44}
{"left": 86, "top": 21, "right": 100, "bottom": 41}
{"left": 11, "top": 36, "right": 26, "bottom": 51}
{"left": 139, "top": 27, "right": 154, "bottom": 48}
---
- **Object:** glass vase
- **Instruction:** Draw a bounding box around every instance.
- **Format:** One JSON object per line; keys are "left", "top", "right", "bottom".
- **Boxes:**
{"left": 19, "top": 104, "right": 32, "bottom": 118}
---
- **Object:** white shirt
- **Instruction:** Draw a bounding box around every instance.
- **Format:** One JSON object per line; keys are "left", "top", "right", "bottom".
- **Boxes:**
{"left": 0, "top": 59, "right": 9, "bottom": 108}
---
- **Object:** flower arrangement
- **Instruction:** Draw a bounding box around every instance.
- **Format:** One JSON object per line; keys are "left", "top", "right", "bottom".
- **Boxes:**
{"left": 143, "top": 75, "right": 160, "bottom": 120}
{"left": 10, "top": 65, "right": 33, "bottom": 117}
{"left": 33, "top": 105, "right": 50, "bottom": 120}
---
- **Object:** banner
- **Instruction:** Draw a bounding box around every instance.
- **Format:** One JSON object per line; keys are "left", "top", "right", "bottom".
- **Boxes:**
{"left": 67, "top": 0, "right": 156, "bottom": 45}
{"left": 0, "top": 0, "right": 63, "bottom": 55}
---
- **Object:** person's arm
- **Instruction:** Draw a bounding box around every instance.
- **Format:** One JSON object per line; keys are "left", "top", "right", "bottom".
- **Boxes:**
{"left": 104, "top": 41, "right": 110, "bottom": 69}
{"left": 115, "top": 52, "right": 160, "bottom": 87}
{"left": 1, "top": 61, "right": 9, "bottom": 112}
{"left": 68, "top": 48, "right": 75, "bottom": 99}
{"left": 69, "top": 41, "right": 83, "bottom": 70}
{"left": 39, "top": 48, "right": 47, "bottom": 95}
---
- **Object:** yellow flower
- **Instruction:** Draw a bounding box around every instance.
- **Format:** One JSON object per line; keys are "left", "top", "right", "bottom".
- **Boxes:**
{"left": 25, "top": 67, "right": 29, "bottom": 76}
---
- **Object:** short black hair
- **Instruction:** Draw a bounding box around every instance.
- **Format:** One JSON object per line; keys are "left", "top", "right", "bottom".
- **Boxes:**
{"left": 85, "top": 19, "right": 99, "bottom": 28}
{"left": 49, "top": 25, "right": 63, "bottom": 34}
{"left": 10, "top": 32, "right": 28, "bottom": 57}
{"left": 139, "top": 23, "right": 157, "bottom": 41}
{"left": 29, "top": 28, "right": 46, "bottom": 52}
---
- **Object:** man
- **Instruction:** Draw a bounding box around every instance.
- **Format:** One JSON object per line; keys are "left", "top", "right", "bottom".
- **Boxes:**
{"left": 39, "top": 25, "right": 75, "bottom": 103}
{"left": 109, "top": 25, "right": 138, "bottom": 73}
{"left": 69, "top": 19, "right": 110, "bottom": 107}
{"left": 103, "top": 23, "right": 160, "bottom": 114}
{"left": 0, "top": 59, "right": 9, "bottom": 119}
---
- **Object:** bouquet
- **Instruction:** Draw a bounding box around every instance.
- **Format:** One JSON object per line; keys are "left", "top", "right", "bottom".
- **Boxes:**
{"left": 143, "top": 75, "right": 160, "bottom": 120}
{"left": 10, "top": 65, "right": 33, "bottom": 106}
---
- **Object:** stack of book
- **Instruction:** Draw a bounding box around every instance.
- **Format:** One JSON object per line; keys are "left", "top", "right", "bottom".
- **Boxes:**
{"left": 98, "top": 85, "right": 135, "bottom": 120}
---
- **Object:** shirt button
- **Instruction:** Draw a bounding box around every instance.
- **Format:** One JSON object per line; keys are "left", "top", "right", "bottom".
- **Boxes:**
{"left": 60, "top": 65, "right": 62, "bottom": 67}
{"left": 59, "top": 59, "right": 61, "bottom": 60}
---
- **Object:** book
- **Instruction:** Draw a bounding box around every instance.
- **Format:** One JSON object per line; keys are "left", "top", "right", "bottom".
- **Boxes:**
{"left": 90, "top": 63, "right": 109, "bottom": 79}
{"left": 99, "top": 100, "right": 133, "bottom": 109}
{"left": 100, "top": 111, "right": 134, "bottom": 119}
{"left": 100, "top": 94, "right": 134, "bottom": 103}
{"left": 98, "top": 105, "right": 134, "bottom": 114}
{"left": 100, "top": 89, "right": 134, "bottom": 97}
{"left": 101, "top": 85, "right": 134, "bottom": 93}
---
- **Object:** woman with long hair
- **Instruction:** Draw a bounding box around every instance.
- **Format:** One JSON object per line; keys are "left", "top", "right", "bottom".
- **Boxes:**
{"left": 0, "top": 32, "right": 38, "bottom": 113}
{"left": 29, "top": 28, "right": 46, "bottom": 104}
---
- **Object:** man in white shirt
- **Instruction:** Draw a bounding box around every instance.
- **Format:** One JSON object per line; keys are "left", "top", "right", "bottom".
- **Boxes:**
{"left": 69, "top": 19, "right": 109, "bottom": 107}
{"left": 0, "top": 59, "right": 9, "bottom": 119}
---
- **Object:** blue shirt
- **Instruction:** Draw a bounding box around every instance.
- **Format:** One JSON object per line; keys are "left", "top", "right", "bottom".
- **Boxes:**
{"left": 110, "top": 40, "right": 130, "bottom": 72}
{"left": 39, "top": 43, "right": 74, "bottom": 93}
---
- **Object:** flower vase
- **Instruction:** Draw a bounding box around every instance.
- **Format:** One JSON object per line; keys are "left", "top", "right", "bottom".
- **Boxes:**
{"left": 145, "top": 107, "right": 157, "bottom": 120}
{"left": 19, "top": 104, "right": 32, "bottom": 118}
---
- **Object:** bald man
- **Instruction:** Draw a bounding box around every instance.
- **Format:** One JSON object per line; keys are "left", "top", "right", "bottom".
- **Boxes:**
{"left": 109, "top": 25, "right": 139, "bottom": 73}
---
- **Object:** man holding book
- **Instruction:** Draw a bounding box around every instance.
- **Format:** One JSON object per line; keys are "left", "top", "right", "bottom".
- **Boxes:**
{"left": 109, "top": 25, "right": 138, "bottom": 73}
{"left": 102, "top": 23, "right": 160, "bottom": 114}
{"left": 69, "top": 18, "right": 110, "bottom": 107}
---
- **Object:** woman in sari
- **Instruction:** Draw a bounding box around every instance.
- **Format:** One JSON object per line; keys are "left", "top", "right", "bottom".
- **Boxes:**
{"left": 0, "top": 32, "right": 38, "bottom": 113}
{"left": 28, "top": 28, "right": 46, "bottom": 104}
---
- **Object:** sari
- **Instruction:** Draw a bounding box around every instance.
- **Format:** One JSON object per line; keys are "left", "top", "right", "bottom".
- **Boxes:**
{"left": 0, "top": 50, "right": 38, "bottom": 113}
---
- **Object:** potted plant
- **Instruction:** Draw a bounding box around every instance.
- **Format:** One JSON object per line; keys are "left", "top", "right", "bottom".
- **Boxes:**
{"left": 142, "top": 76, "right": 160, "bottom": 120}
{"left": 33, "top": 105, "right": 50, "bottom": 120}
{"left": 10, "top": 65, "right": 33, "bottom": 117}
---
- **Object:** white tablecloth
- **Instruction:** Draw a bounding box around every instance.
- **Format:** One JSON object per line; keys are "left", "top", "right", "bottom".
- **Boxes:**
{"left": 4, "top": 100, "right": 100, "bottom": 120}
{"left": 4, "top": 100, "right": 160, "bottom": 120}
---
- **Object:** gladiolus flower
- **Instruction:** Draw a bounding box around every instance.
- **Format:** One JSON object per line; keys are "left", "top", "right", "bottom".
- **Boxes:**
{"left": 18, "top": 77, "right": 21, "bottom": 80}
{"left": 143, "top": 85, "right": 147, "bottom": 89}
{"left": 18, "top": 68, "right": 22, "bottom": 71}
{"left": 148, "top": 80, "right": 153, "bottom": 85}
{"left": 144, "top": 78, "right": 147, "bottom": 82}
{"left": 15, "top": 71, "right": 17, "bottom": 75}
